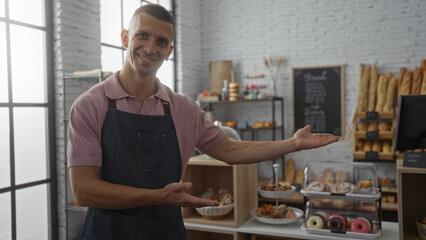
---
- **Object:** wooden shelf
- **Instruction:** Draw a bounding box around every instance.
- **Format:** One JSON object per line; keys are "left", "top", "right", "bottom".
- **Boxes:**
{"left": 354, "top": 131, "right": 394, "bottom": 139}
{"left": 397, "top": 159, "right": 426, "bottom": 239}
{"left": 183, "top": 154, "right": 258, "bottom": 230}
{"left": 382, "top": 202, "right": 398, "bottom": 211}
{"left": 355, "top": 111, "right": 394, "bottom": 119}
{"left": 353, "top": 151, "right": 395, "bottom": 161}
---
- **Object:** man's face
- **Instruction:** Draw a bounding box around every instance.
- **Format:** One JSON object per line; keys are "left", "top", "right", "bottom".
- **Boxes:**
{"left": 123, "top": 13, "right": 174, "bottom": 77}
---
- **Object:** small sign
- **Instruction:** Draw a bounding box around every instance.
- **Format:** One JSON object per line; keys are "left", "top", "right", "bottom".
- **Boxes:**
{"left": 403, "top": 152, "right": 426, "bottom": 168}
{"left": 365, "top": 151, "right": 379, "bottom": 160}
{"left": 366, "top": 131, "right": 379, "bottom": 140}
{"left": 366, "top": 111, "right": 379, "bottom": 120}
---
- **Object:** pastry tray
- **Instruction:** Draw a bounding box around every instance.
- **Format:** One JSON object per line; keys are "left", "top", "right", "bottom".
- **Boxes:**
{"left": 300, "top": 187, "right": 380, "bottom": 201}
{"left": 251, "top": 208, "right": 304, "bottom": 225}
{"left": 258, "top": 185, "right": 296, "bottom": 199}
{"left": 301, "top": 224, "right": 382, "bottom": 239}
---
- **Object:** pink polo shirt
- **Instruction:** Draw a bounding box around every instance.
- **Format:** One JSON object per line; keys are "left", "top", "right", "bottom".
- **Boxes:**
{"left": 67, "top": 71, "right": 226, "bottom": 176}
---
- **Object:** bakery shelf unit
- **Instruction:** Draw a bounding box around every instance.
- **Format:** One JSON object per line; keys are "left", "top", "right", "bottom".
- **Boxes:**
{"left": 62, "top": 72, "right": 104, "bottom": 240}
{"left": 182, "top": 154, "right": 258, "bottom": 228}
{"left": 397, "top": 159, "right": 426, "bottom": 240}
{"left": 352, "top": 111, "right": 396, "bottom": 162}
{"left": 200, "top": 97, "right": 284, "bottom": 164}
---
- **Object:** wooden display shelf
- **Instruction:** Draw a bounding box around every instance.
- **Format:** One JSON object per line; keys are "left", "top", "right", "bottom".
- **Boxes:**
{"left": 353, "top": 151, "right": 395, "bottom": 161}
{"left": 354, "top": 130, "right": 394, "bottom": 139}
{"left": 182, "top": 154, "right": 258, "bottom": 228}
{"left": 354, "top": 111, "right": 394, "bottom": 119}
{"left": 382, "top": 202, "right": 398, "bottom": 211}
{"left": 397, "top": 159, "right": 426, "bottom": 240}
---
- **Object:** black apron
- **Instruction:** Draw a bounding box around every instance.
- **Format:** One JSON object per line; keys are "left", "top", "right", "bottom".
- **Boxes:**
{"left": 79, "top": 98, "right": 186, "bottom": 240}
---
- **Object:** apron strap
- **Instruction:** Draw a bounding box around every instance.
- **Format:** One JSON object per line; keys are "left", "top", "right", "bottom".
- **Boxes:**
{"left": 108, "top": 98, "right": 117, "bottom": 109}
{"left": 161, "top": 101, "right": 171, "bottom": 115}
{"left": 107, "top": 98, "right": 170, "bottom": 115}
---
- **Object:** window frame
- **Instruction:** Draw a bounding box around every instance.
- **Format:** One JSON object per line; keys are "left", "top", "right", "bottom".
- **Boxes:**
{"left": 0, "top": 0, "right": 57, "bottom": 239}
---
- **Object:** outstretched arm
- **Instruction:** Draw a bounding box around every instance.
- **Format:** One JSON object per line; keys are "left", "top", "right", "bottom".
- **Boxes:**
{"left": 205, "top": 125, "right": 339, "bottom": 165}
{"left": 69, "top": 166, "right": 218, "bottom": 209}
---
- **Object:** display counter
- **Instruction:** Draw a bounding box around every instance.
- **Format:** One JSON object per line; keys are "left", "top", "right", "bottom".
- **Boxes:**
{"left": 185, "top": 218, "right": 398, "bottom": 240}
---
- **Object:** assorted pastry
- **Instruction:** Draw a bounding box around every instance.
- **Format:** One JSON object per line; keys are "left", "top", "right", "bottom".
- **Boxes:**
{"left": 256, "top": 204, "right": 297, "bottom": 219}
{"left": 260, "top": 183, "right": 292, "bottom": 191}
{"left": 306, "top": 211, "right": 373, "bottom": 233}
{"left": 199, "top": 188, "right": 233, "bottom": 206}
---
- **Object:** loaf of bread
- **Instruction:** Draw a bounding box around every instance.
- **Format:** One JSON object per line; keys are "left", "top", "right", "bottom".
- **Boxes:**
{"left": 294, "top": 169, "right": 304, "bottom": 185}
{"left": 364, "top": 140, "right": 373, "bottom": 151}
{"left": 382, "top": 140, "right": 392, "bottom": 153}
{"left": 375, "top": 74, "right": 388, "bottom": 112}
{"left": 378, "top": 121, "right": 391, "bottom": 131}
{"left": 372, "top": 140, "right": 382, "bottom": 152}
{"left": 383, "top": 77, "right": 397, "bottom": 112}
{"left": 401, "top": 71, "right": 412, "bottom": 95}
{"left": 357, "top": 121, "right": 367, "bottom": 131}
{"left": 421, "top": 70, "right": 426, "bottom": 94}
{"left": 317, "top": 168, "right": 335, "bottom": 184}
{"left": 357, "top": 139, "right": 365, "bottom": 151}
{"left": 285, "top": 158, "right": 295, "bottom": 183}
{"left": 411, "top": 68, "right": 423, "bottom": 95}
{"left": 367, "top": 122, "right": 378, "bottom": 131}
{"left": 357, "top": 65, "right": 370, "bottom": 111}
{"left": 397, "top": 68, "right": 407, "bottom": 97}
{"left": 421, "top": 59, "right": 426, "bottom": 71}
{"left": 367, "top": 65, "right": 378, "bottom": 111}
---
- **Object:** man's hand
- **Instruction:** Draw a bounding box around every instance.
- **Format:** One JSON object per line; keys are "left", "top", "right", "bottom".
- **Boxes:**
{"left": 293, "top": 125, "right": 339, "bottom": 151}
{"left": 159, "top": 182, "right": 219, "bottom": 208}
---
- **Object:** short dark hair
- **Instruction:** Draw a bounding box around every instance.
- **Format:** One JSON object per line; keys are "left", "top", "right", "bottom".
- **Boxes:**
{"left": 128, "top": 4, "right": 175, "bottom": 37}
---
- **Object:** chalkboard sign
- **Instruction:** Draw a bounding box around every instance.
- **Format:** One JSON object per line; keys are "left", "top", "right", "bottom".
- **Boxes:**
{"left": 292, "top": 65, "right": 344, "bottom": 137}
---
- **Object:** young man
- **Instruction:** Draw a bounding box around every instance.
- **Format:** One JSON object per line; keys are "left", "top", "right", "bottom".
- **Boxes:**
{"left": 68, "top": 4, "right": 339, "bottom": 239}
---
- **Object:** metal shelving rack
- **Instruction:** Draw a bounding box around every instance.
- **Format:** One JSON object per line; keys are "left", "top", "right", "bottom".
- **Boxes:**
{"left": 62, "top": 72, "right": 103, "bottom": 240}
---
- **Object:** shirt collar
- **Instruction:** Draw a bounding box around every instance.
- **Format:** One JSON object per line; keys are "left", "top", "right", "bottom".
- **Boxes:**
{"left": 104, "top": 70, "right": 171, "bottom": 103}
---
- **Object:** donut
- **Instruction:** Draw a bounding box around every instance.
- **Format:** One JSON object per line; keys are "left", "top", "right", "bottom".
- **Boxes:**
{"left": 314, "top": 211, "right": 329, "bottom": 224}
{"left": 351, "top": 217, "right": 371, "bottom": 233}
{"left": 306, "top": 181, "right": 330, "bottom": 192}
{"left": 328, "top": 214, "right": 346, "bottom": 231}
{"left": 333, "top": 182, "right": 357, "bottom": 194}
{"left": 307, "top": 215, "right": 324, "bottom": 229}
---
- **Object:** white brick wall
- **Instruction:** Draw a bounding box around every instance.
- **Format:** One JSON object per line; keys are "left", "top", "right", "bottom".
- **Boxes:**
{"left": 188, "top": 0, "right": 426, "bottom": 179}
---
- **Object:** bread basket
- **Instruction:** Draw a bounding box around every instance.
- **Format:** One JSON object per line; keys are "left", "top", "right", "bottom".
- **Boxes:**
{"left": 195, "top": 204, "right": 234, "bottom": 220}
{"left": 416, "top": 218, "right": 426, "bottom": 240}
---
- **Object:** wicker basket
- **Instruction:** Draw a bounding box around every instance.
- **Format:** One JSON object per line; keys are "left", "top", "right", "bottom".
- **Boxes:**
{"left": 416, "top": 218, "right": 426, "bottom": 240}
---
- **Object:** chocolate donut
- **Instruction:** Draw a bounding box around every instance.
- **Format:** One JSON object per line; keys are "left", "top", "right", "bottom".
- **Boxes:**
{"left": 328, "top": 214, "right": 346, "bottom": 231}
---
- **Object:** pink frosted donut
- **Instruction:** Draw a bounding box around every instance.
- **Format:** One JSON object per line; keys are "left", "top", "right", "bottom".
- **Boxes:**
{"left": 351, "top": 217, "right": 371, "bottom": 233}
{"left": 328, "top": 213, "right": 346, "bottom": 231}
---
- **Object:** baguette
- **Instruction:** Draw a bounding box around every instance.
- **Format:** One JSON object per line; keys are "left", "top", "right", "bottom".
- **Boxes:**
{"left": 378, "top": 121, "right": 391, "bottom": 132}
{"left": 367, "top": 65, "right": 378, "bottom": 111}
{"left": 421, "top": 70, "right": 426, "bottom": 94}
{"left": 367, "top": 122, "right": 378, "bottom": 131}
{"left": 357, "top": 121, "right": 367, "bottom": 131}
{"left": 400, "top": 71, "right": 412, "bottom": 95}
{"left": 411, "top": 68, "right": 423, "bottom": 95}
{"left": 357, "top": 65, "right": 370, "bottom": 112}
{"left": 364, "top": 140, "right": 373, "bottom": 152}
{"left": 285, "top": 158, "right": 295, "bottom": 183}
{"left": 383, "top": 77, "right": 397, "bottom": 112}
{"left": 372, "top": 140, "right": 382, "bottom": 152}
{"left": 357, "top": 139, "right": 365, "bottom": 151}
{"left": 375, "top": 74, "right": 388, "bottom": 112}
{"left": 382, "top": 140, "right": 392, "bottom": 153}
{"left": 421, "top": 59, "right": 426, "bottom": 71}
{"left": 397, "top": 68, "right": 407, "bottom": 98}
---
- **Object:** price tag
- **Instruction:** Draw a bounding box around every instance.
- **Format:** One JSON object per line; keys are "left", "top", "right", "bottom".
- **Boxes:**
{"left": 403, "top": 152, "right": 426, "bottom": 168}
{"left": 366, "top": 111, "right": 379, "bottom": 120}
{"left": 365, "top": 151, "right": 379, "bottom": 160}
{"left": 366, "top": 131, "right": 379, "bottom": 140}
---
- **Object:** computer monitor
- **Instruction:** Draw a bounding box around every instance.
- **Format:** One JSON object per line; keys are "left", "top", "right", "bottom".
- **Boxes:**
{"left": 394, "top": 95, "right": 426, "bottom": 151}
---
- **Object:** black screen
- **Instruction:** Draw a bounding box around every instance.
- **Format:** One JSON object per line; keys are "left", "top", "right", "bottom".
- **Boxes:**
{"left": 395, "top": 95, "right": 426, "bottom": 150}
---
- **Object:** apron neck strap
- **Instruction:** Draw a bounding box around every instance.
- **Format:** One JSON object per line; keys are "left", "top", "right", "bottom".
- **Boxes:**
{"left": 107, "top": 98, "right": 171, "bottom": 116}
